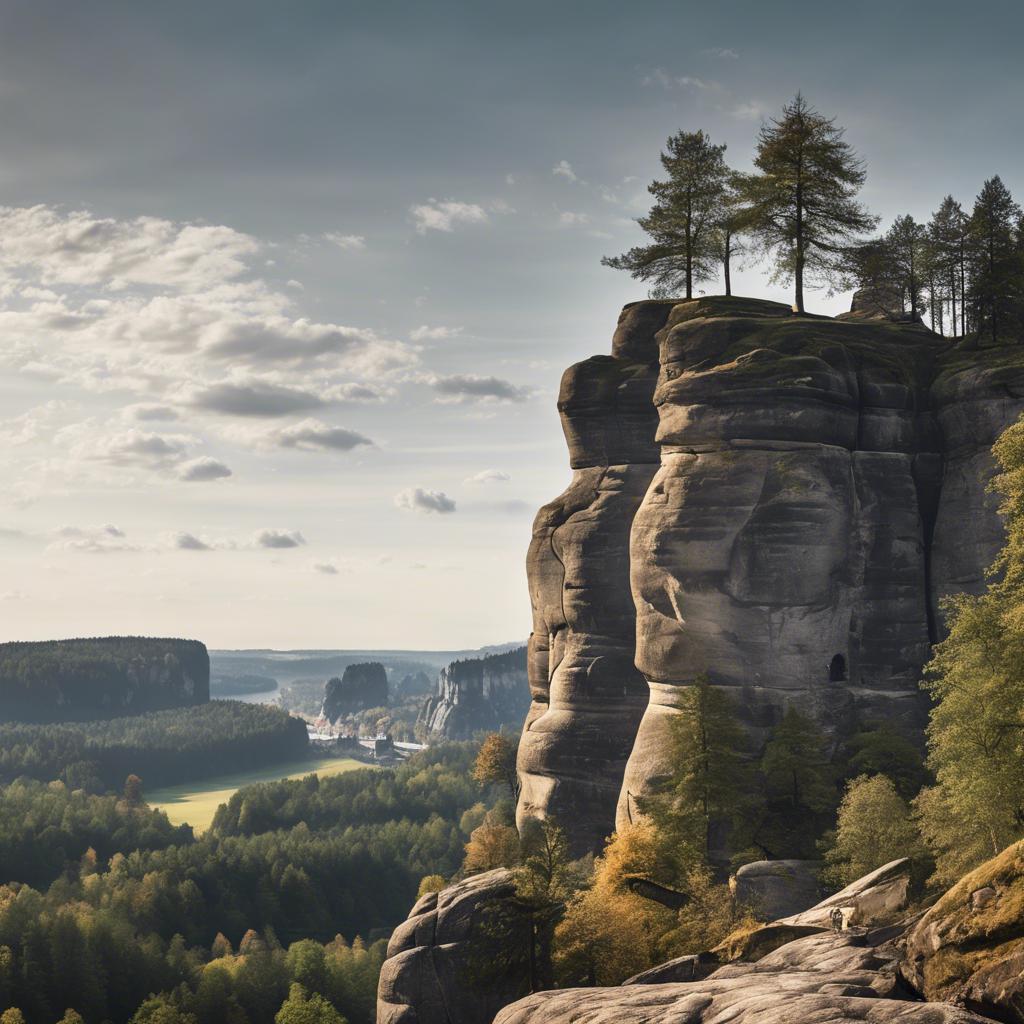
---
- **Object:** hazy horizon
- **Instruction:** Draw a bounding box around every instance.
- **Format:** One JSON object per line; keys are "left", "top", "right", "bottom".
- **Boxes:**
{"left": 2, "top": 0, "right": 1022, "bottom": 648}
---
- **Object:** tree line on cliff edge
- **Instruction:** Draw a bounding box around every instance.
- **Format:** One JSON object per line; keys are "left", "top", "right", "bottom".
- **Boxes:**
{"left": 604, "top": 92, "right": 1024, "bottom": 344}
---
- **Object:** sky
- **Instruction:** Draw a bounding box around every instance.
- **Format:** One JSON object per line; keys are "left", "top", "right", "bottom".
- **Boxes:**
{"left": 1, "top": 0, "right": 1022, "bottom": 649}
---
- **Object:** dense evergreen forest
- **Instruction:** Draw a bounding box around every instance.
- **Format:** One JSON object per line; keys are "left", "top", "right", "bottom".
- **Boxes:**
{"left": 0, "top": 741, "right": 494, "bottom": 1024}
{"left": 0, "top": 639, "right": 210, "bottom": 722}
{"left": 0, "top": 702, "right": 309, "bottom": 791}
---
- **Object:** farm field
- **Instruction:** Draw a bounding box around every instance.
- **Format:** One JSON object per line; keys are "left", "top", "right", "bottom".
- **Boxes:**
{"left": 146, "top": 754, "right": 369, "bottom": 831}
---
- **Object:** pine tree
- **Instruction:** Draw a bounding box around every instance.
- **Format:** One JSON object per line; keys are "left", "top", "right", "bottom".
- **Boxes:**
{"left": 602, "top": 130, "right": 731, "bottom": 299}
{"left": 642, "top": 676, "right": 751, "bottom": 866}
{"left": 967, "top": 176, "right": 1023, "bottom": 345}
{"left": 928, "top": 196, "right": 968, "bottom": 336}
{"left": 740, "top": 93, "right": 877, "bottom": 312}
{"left": 885, "top": 215, "right": 928, "bottom": 318}
{"left": 755, "top": 706, "right": 835, "bottom": 858}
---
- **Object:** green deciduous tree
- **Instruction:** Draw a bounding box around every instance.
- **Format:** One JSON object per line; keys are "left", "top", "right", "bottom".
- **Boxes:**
{"left": 274, "top": 984, "right": 346, "bottom": 1024}
{"left": 603, "top": 130, "right": 731, "bottom": 299}
{"left": 740, "top": 94, "right": 877, "bottom": 312}
{"left": 821, "top": 774, "right": 924, "bottom": 886}
{"left": 916, "top": 413, "right": 1024, "bottom": 882}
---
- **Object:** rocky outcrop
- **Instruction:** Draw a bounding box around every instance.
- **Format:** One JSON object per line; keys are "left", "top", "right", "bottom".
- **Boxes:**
{"left": 0, "top": 636, "right": 209, "bottom": 722}
{"left": 377, "top": 869, "right": 531, "bottom": 1024}
{"left": 777, "top": 858, "right": 911, "bottom": 930}
{"left": 515, "top": 294, "right": 1024, "bottom": 856}
{"left": 418, "top": 648, "right": 529, "bottom": 740}
{"left": 517, "top": 301, "right": 670, "bottom": 855}
{"left": 320, "top": 662, "right": 388, "bottom": 722}
{"left": 901, "top": 840, "right": 1024, "bottom": 1022}
{"left": 732, "top": 860, "right": 823, "bottom": 922}
{"left": 495, "top": 928, "right": 990, "bottom": 1024}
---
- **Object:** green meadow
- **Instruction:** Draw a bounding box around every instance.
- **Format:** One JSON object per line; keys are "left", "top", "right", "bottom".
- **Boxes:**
{"left": 146, "top": 754, "right": 368, "bottom": 831}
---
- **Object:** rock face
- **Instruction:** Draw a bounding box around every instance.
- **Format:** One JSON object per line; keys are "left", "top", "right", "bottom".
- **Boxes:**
{"left": 418, "top": 647, "right": 529, "bottom": 740}
{"left": 319, "top": 662, "right": 388, "bottom": 722}
{"left": 516, "top": 294, "right": 1024, "bottom": 855}
{"left": 495, "top": 929, "right": 991, "bottom": 1024}
{"left": 517, "top": 300, "right": 670, "bottom": 855}
{"left": 0, "top": 636, "right": 209, "bottom": 722}
{"left": 732, "top": 860, "right": 823, "bottom": 922}
{"left": 377, "top": 869, "right": 531, "bottom": 1024}
{"left": 901, "top": 840, "right": 1024, "bottom": 1022}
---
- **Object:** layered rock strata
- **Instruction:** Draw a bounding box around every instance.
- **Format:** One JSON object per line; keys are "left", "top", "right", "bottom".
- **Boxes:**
{"left": 418, "top": 647, "right": 529, "bottom": 740}
{"left": 516, "top": 300, "right": 672, "bottom": 855}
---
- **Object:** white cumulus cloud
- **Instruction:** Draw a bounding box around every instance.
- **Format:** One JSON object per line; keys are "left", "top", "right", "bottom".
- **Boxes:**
{"left": 409, "top": 199, "right": 488, "bottom": 234}
{"left": 394, "top": 488, "right": 456, "bottom": 515}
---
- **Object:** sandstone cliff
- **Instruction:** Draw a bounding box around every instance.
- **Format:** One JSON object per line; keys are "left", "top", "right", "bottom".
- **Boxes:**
{"left": 0, "top": 636, "right": 209, "bottom": 722}
{"left": 319, "top": 661, "right": 388, "bottom": 722}
{"left": 519, "top": 295, "right": 1024, "bottom": 856}
{"left": 418, "top": 647, "right": 529, "bottom": 740}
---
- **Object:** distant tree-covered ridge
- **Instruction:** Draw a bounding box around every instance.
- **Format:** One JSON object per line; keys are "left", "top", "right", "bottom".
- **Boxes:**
{"left": 0, "top": 636, "right": 210, "bottom": 722}
{"left": 0, "top": 701, "right": 308, "bottom": 790}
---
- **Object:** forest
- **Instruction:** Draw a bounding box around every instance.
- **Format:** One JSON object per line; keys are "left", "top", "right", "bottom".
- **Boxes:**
{"left": 0, "top": 703, "right": 309, "bottom": 791}
{"left": 0, "top": 741, "right": 498, "bottom": 1024}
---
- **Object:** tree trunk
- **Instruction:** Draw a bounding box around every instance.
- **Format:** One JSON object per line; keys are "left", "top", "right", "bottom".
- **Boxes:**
{"left": 794, "top": 169, "right": 805, "bottom": 313}
{"left": 685, "top": 193, "right": 693, "bottom": 300}
{"left": 723, "top": 232, "right": 732, "bottom": 297}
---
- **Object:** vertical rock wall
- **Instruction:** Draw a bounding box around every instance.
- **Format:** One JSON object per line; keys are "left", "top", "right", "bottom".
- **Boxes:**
{"left": 518, "top": 294, "right": 1024, "bottom": 857}
{"left": 516, "top": 301, "right": 670, "bottom": 855}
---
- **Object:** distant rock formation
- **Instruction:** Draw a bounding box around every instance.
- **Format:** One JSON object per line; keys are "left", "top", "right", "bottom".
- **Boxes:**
{"left": 517, "top": 294, "right": 1024, "bottom": 857}
{"left": 0, "top": 636, "right": 209, "bottom": 722}
{"left": 320, "top": 662, "right": 388, "bottom": 721}
{"left": 419, "top": 647, "right": 529, "bottom": 740}
{"left": 395, "top": 671, "right": 433, "bottom": 696}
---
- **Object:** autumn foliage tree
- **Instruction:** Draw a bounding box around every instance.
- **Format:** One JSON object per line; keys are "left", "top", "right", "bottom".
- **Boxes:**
{"left": 472, "top": 732, "right": 520, "bottom": 803}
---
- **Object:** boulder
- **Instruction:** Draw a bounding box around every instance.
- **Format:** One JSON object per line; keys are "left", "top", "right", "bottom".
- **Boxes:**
{"left": 778, "top": 858, "right": 911, "bottom": 929}
{"left": 622, "top": 953, "right": 719, "bottom": 985}
{"left": 377, "top": 869, "right": 532, "bottom": 1024}
{"left": 901, "top": 840, "right": 1024, "bottom": 1023}
{"left": 732, "top": 860, "right": 823, "bottom": 921}
{"left": 494, "top": 929, "right": 992, "bottom": 1024}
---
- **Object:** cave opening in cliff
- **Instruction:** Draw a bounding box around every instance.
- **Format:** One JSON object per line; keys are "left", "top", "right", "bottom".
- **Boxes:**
{"left": 829, "top": 654, "right": 847, "bottom": 682}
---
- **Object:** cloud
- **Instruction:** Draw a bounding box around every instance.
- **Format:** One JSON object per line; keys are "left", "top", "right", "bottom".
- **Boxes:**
{"left": 83, "top": 429, "right": 193, "bottom": 468}
{"left": 125, "top": 403, "right": 180, "bottom": 422}
{"left": 323, "top": 232, "right": 366, "bottom": 251}
{"left": 409, "top": 325, "right": 462, "bottom": 342}
{"left": 325, "top": 382, "right": 393, "bottom": 403}
{"left": 731, "top": 102, "right": 764, "bottom": 120}
{"left": 394, "top": 488, "right": 456, "bottom": 515}
{"left": 272, "top": 418, "right": 373, "bottom": 452}
{"left": 641, "top": 68, "right": 718, "bottom": 91}
{"left": 410, "top": 199, "right": 488, "bottom": 234}
{"left": 312, "top": 561, "right": 340, "bottom": 575}
{"left": 430, "top": 374, "right": 530, "bottom": 404}
{"left": 48, "top": 524, "right": 134, "bottom": 553}
{"left": 465, "top": 469, "right": 510, "bottom": 485}
{"left": 178, "top": 456, "right": 233, "bottom": 481}
{"left": 702, "top": 47, "right": 739, "bottom": 59}
{"left": 254, "top": 528, "right": 306, "bottom": 549}
{"left": 187, "top": 380, "right": 325, "bottom": 417}
{"left": 0, "top": 590, "right": 26, "bottom": 601}
{"left": 169, "top": 531, "right": 213, "bottom": 551}
{"left": 552, "top": 160, "right": 578, "bottom": 183}
{"left": 558, "top": 211, "right": 590, "bottom": 227}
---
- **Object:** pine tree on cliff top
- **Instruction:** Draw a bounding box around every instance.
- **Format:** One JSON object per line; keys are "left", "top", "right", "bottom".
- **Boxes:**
{"left": 967, "top": 175, "right": 1023, "bottom": 346}
{"left": 740, "top": 93, "right": 877, "bottom": 313}
{"left": 602, "top": 130, "right": 731, "bottom": 299}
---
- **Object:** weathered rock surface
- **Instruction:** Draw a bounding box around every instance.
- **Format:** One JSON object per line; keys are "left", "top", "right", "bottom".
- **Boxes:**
{"left": 320, "top": 662, "right": 388, "bottom": 722}
{"left": 495, "top": 929, "right": 991, "bottom": 1024}
{"left": 517, "top": 301, "right": 673, "bottom": 855}
{"left": 418, "top": 648, "right": 529, "bottom": 740}
{"left": 732, "top": 859, "right": 823, "bottom": 921}
{"left": 517, "top": 295, "right": 1024, "bottom": 856}
{"left": 377, "top": 869, "right": 531, "bottom": 1024}
{"left": 901, "top": 840, "right": 1024, "bottom": 1022}
{"left": 0, "top": 636, "right": 209, "bottom": 722}
{"left": 779, "top": 858, "right": 911, "bottom": 929}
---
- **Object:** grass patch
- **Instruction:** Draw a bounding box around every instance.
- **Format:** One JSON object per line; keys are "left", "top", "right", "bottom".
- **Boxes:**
{"left": 146, "top": 754, "right": 368, "bottom": 831}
